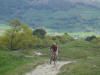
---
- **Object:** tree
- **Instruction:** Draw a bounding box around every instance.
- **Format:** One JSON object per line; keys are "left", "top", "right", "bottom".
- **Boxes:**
{"left": 18, "top": 24, "right": 34, "bottom": 49}
{"left": 33, "top": 28, "right": 47, "bottom": 39}
{"left": 8, "top": 19, "right": 22, "bottom": 50}
{"left": 9, "top": 19, "right": 22, "bottom": 32}
{"left": 63, "top": 33, "right": 74, "bottom": 41}
{"left": 85, "top": 35, "right": 96, "bottom": 41}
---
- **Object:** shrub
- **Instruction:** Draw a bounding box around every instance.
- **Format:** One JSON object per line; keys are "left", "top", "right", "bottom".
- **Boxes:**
{"left": 85, "top": 36, "right": 96, "bottom": 41}
{"left": 33, "top": 28, "right": 47, "bottom": 39}
{"left": 91, "top": 37, "right": 100, "bottom": 44}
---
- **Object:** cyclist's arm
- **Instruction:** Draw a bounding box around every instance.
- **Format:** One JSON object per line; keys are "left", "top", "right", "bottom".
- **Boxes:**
{"left": 49, "top": 47, "right": 53, "bottom": 52}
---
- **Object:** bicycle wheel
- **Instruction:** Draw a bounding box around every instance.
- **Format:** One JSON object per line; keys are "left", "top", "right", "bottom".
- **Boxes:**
{"left": 54, "top": 55, "right": 57, "bottom": 65}
{"left": 50, "top": 55, "right": 53, "bottom": 64}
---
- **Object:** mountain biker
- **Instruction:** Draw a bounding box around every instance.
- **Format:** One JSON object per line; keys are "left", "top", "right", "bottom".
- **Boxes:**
{"left": 50, "top": 43, "right": 58, "bottom": 64}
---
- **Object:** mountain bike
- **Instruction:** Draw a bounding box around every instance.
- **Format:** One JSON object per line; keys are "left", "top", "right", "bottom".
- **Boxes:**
{"left": 50, "top": 53, "right": 57, "bottom": 65}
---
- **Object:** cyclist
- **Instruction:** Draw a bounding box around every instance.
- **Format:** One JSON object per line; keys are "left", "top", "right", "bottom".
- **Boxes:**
{"left": 50, "top": 43, "right": 58, "bottom": 64}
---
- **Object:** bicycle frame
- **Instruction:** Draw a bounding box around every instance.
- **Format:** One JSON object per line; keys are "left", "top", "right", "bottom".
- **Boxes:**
{"left": 50, "top": 53, "right": 57, "bottom": 65}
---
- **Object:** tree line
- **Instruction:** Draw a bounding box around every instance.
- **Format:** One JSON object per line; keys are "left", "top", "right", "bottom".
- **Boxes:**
{"left": 0, "top": 19, "right": 74, "bottom": 51}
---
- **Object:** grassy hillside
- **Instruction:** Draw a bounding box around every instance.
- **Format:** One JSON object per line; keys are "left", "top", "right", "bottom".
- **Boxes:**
{"left": 0, "top": 39, "right": 100, "bottom": 75}
{"left": 59, "top": 57, "right": 100, "bottom": 75}
{"left": 69, "top": 32, "right": 100, "bottom": 39}
{"left": 38, "top": 40, "right": 100, "bottom": 75}
{"left": 39, "top": 40, "right": 100, "bottom": 60}
{"left": 58, "top": 41, "right": 100, "bottom": 75}
{"left": 1, "top": 0, "right": 100, "bottom": 32}
{"left": 0, "top": 50, "right": 47, "bottom": 75}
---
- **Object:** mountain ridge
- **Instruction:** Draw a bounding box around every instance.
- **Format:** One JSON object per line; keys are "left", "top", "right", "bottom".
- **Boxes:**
{"left": 0, "top": 0, "right": 100, "bottom": 32}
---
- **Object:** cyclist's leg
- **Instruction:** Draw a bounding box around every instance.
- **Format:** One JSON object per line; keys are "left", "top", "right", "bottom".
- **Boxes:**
{"left": 55, "top": 51, "right": 58, "bottom": 64}
{"left": 50, "top": 52, "right": 54, "bottom": 64}
{"left": 50, "top": 51, "right": 57, "bottom": 65}
{"left": 53, "top": 51, "right": 57, "bottom": 64}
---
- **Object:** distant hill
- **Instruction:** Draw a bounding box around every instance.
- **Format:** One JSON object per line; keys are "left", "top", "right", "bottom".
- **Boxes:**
{"left": 0, "top": 0, "right": 100, "bottom": 32}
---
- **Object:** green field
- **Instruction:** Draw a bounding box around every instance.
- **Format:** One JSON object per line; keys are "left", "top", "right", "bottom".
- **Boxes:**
{"left": 69, "top": 32, "right": 100, "bottom": 39}
{"left": 0, "top": 40, "right": 100, "bottom": 75}
{"left": 47, "top": 31, "right": 100, "bottom": 39}
{"left": 39, "top": 40, "right": 100, "bottom": 75}
{"left": 0, "top": 0, "right": 100, "bottom": 74}
{"left": 0, "top": 24, "right": 10, "bottom": 35}
{"left": 0, "top": 50, "right": 47, "bottom": 75}
{"left": 58, "top": 41, "right": 100, "bottom": 75}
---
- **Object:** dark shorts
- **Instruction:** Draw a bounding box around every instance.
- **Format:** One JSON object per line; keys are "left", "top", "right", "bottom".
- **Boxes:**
{"left": 53, "top": 50, "right": 58, "bottom": 55}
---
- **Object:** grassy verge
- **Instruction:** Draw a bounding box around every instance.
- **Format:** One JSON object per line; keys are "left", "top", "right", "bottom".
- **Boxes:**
{"left": 39, "top": 40, "right": 100, "bottom": 60}
{"left": 56, "top": 40, "right": 100, "bottom": 75}
{"left": 58, "top": 57, "right": 100, "bottom": 75}
{"left": 37, "top": 40, "right": 100, "bottom": 75}
{"left": 0, "top": 50, "right": 47, "bottom": 75}
{"left": 0, "top": 40, "right": 100, "bottom": 75}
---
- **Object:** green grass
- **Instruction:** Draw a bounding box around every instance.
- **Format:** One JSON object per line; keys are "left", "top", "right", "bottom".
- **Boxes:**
{"left": 39, "top": 40, "right": 100, "bottom": 60}
{"left": 59, "top": 57, "right": 100, "bottom": 75}
{"left": 55, "top": 40, "right": 100, "bottom": 75}
{"left": 37, "top": 40, "right": 100, "bottom": 75}
{"left": 0, "top": 50, "right": 47, "bottom": 75}
{"left": 0, "top": 40, "right": 100, "bottom": 75}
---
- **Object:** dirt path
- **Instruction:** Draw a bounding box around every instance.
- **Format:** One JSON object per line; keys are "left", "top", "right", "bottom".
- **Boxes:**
{"left": 26, "top": 61, "right": 71, "bottom": 75}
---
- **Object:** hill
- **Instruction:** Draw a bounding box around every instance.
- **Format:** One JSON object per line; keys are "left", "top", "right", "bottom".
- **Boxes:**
{"left": 0, "top": 0, "right": 100, "bottom": 32}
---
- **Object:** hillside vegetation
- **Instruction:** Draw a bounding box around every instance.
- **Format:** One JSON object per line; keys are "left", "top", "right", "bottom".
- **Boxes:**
{"left": 0, "top": 19, "right": 100, "bottom": 75}
{"left": 0, "top": 19, "right": 74, "bottom": 75}
{"left": 0, "top": 0, "right": 100, "bottom": 32}
{"left": 40, "top": 40, "right": 100, "bottom": 75}
{"left": 58, "top": 41, "right": 100, "bottom": 75}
